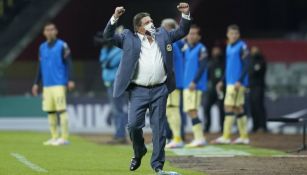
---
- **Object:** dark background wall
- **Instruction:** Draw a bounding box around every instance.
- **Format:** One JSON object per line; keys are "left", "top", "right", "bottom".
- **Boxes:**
{"left": 17, "top": 0, "right": 307, "bottom": 61}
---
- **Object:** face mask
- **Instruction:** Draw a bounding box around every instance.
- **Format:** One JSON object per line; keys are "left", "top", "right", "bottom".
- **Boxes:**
{"left": 144, "top": 22, "right": 156, "bottom": 36}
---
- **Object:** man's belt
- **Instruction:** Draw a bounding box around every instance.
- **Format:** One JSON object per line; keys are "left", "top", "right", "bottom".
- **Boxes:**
{"left": 131, "top": 82, "right": 165, "bottom": 89}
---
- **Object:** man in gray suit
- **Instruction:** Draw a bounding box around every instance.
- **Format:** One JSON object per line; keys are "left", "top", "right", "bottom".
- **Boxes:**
{"left": 103, "top": 3, "right": 191, "bottom": 173}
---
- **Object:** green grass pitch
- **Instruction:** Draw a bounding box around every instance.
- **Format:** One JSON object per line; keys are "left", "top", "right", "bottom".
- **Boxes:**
{"left": 0, "top": 131, "right": 287, "bottom": 175}
{"left": 0, "top": 131, "right": 202, "bottom": 175}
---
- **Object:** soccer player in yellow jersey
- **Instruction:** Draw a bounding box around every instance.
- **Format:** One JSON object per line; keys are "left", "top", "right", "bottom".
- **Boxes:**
{"left": 182, "top": 25, "right": 208, "bottom": 148}
{"left": 32, "top": 22, "right": 75, "bottom": 146}
{"left": 212, "top": 24, "right": 250, "bottom": 144}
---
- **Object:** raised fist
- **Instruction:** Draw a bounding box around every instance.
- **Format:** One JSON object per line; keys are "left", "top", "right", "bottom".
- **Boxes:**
{"left": 177, "top": 3, "right": 189, "bottom": 15}
{"left": 113, "top": 6, "right": 125, "bottom": 19}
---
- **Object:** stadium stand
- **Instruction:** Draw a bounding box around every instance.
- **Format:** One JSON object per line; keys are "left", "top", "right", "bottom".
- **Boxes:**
{"left": 0, "top": 0, "right": 69, "bottom": 64}
{"left": 0, "top": 0, "right": 29, "bottom": 30}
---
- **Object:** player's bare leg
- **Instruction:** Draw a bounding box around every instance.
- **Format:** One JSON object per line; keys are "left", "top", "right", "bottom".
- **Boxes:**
{"left": 165, "top": 106, "right": 184, "bottom": 149}
{"left": 52, "top": 110, "right": 70, "bottom": 146}
{"left": 185, "top": 110, "right": 207, "bottom": 148}
{"left": 43, "top": 112, "right": 59, "bottom": 146}
{"left": 232, "top": 106, "right": 250, "bottom": 144}
{"left": 211, "top": 105, "right": 234, "bottom": 144}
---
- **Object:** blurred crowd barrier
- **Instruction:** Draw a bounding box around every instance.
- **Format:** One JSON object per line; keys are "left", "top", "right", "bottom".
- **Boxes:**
{"left": 1, "top": 60, "right": 307, "bottom": 97}
{"left": 0, "top": 95, "right": 306, "bottom": 134}
{"left": 266, "top": 62, "right": 307, "bottom": 97}
{"left": 0, "top": 61, "right": 104, "bottom": 96}
{"left": 0, "top": 58, "right": 306, "bottom": 134}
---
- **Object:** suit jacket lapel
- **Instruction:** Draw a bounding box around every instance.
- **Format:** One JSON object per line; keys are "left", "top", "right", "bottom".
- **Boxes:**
{"left": 155, "top": 31, "right": 167, "bottom": 64}
{"left": 132, "top": 34, "right": 141, "bottom": 62}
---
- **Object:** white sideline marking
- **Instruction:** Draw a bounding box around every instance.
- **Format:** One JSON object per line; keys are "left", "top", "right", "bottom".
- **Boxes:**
{"left": 11, "top": 153, "right": 48, "bottom": 173}
{"left": 195, "top": 155, "right": 236, "bottom": 158}
{"left": 272, "top": 155, "right": 307, "bottom": 158}
{"left": 170, "top": 146, "right": 251, "bottom": 157}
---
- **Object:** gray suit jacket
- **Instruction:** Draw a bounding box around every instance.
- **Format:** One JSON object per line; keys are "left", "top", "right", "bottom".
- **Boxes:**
{"left": 103, "top": 16, "right": 191, "bottom": 97}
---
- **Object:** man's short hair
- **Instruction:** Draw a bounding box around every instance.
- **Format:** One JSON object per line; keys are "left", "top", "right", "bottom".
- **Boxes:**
{"left": 133, "top": 12, "right": 150, "bottom": 32}
{"left": 227, "top": 24, "right": 240, "bottom": 32}
{"left": 44, "top": 22, "right": 56, "bottom": 29}
{"left": 190, "top": 24, "right": 201, "bottom": 34}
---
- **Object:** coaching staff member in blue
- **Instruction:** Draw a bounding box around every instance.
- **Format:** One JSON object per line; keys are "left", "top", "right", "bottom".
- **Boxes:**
{"left": 103, "top": 3, "right": 191, "bottom": 174}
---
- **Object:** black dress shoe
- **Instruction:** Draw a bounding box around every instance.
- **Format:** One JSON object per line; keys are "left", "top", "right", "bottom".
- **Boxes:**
{"left": 129, "top": 148, "right": 147, "bottom": 171}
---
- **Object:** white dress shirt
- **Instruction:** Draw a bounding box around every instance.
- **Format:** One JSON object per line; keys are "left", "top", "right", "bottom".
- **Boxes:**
{"left": 132, "top": 34, "right": 167, "bottom": 86}
{"left": 109, "top": 13, "right": 191, "bottom": 86}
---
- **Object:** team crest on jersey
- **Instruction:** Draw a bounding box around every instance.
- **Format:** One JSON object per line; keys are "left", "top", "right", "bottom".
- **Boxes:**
{"left": 166, "top": 44, "right": 172, "bottom": 51}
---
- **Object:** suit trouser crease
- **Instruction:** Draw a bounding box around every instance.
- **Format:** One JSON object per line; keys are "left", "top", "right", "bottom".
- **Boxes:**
{"left": 127, "top": 85, "right": 167, "bottom": 169}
